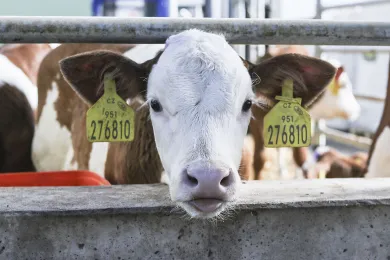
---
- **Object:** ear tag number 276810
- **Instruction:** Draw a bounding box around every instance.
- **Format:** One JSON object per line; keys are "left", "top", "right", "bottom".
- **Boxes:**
{"left": 263, "top": 79, "right": 311, "bottom": 148}
{"left": 86, "top": 74, "right": 135, "bottom": 142}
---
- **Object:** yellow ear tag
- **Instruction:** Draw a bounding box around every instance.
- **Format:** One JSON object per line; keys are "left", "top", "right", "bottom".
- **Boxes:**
{"left": 328, "top": 77, "right": 340, "bottom": 96}
{"left": 86, "top": 74, "right": 135, "bottom": 142}
{"left": 263, "top": 78, "right": 311, "bottom": 148}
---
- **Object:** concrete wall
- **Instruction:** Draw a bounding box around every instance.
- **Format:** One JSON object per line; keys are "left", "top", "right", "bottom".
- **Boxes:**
{"left": 0, "top": 179, "right": 390, "bottom": 259}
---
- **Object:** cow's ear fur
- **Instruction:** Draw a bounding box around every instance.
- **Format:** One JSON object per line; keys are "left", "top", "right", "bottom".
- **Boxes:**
{"left": 243, "top": 53, "right": 336, "bottom": 107}
{"left": 59, "top": 50, "right": 162, "bottom": 105}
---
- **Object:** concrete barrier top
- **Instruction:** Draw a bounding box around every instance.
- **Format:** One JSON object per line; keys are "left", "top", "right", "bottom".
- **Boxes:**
{"left": 1, "top": 178, "right": 390, "bottom": 216}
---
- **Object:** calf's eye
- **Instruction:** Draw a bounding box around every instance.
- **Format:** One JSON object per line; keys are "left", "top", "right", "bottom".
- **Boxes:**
{"left": 242, "top": 100, "right": 252, "bottom": 112}
{"left": 150, "top": 99, "right": 163, "bottom": 112}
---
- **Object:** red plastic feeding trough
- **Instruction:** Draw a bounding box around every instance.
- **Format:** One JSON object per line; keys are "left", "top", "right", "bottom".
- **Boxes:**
{"left": 0, "top": 170, "right": 111, "bottom": 187}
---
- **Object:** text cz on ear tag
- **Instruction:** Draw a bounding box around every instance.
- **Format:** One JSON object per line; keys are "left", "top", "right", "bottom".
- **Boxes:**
{"left": 263, "top": 78, "right": 311, "bottom": 148}
{"left": 86, "top": 74, "right": 135, "bottom": 142}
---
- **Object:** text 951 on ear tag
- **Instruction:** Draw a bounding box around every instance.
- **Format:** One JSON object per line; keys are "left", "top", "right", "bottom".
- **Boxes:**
{"left": 263, "top": 78, "right": 311, "bottom": 148}
{"left": 86, "top": 74, "right": 135, "bottom": 142}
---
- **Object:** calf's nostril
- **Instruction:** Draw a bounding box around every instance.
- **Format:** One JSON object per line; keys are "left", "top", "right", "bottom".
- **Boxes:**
{"left": 187, "top": 175, "right": 198, "bottom": 186}
{"left": 220, "top": 170, "right": 233, "bottom": 187}
{"left": 183, "top": 168, "right": 199, "bottom": 187}
{"left": 220, "top": 176, "right": 229, "bottom": 187}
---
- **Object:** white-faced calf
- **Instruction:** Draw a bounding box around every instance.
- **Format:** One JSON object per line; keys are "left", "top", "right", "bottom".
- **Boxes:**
{"left": 34, "top": 30, "right": 336, "bottom": 219}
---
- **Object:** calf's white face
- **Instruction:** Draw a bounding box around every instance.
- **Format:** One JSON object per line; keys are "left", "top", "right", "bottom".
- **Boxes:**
{"left": 310, "top": 60, "right": 361, "bottom": 121}
{"left": 59, "top": 29, "right": 336, "bottom": 219}
{"left": 146, "top": 31, "right": 254, "bottom": 217}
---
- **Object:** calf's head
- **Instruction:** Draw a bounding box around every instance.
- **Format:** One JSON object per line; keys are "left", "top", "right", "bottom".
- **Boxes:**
{"left": 309, "top": 60, "right": 361, "bottom": 121}
{"left": 59, "top": 29, "right": 336, "bottom": 219}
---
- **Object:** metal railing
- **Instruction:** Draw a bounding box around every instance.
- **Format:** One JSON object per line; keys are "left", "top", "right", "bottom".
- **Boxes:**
{"left": 1, "top": 16, "right": 390, "bottom": 45}
{"left": 321, "top": 0, "right": 389, "bottom": 11}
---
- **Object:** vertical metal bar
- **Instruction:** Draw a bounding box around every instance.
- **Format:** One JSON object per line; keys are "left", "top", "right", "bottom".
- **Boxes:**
{"left": 244, "top": 0, "right": 250, "bottom": 61}
{"left": 204, "top": 0, "right": 212, "bottom": 17}
{"left": 264, "top": 2, "right": 271, "bottom": 54}
{"left": 205, "top": 0, "right": 222, "bottom": 18}
{"left": 312, "top": 0, "right": 326, "bottom": 147}
{"left": 229, "top": 0, "right": 234, "bottom": 18}
{"left": 314, "top": 0, "right": 322, "bottom": 58}
{"left": 103, "top": 0, "right": 117, "bottom": 16}
{"left": 144, "top": 0, "right": 156, "bottom": 17}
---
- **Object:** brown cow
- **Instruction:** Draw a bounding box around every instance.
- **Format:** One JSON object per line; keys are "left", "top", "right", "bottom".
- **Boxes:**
{"left": 251, "top": 45, "right": 360, "bottom": 179}
{"left": 0, "top": 44, "right": 53, "bottom": 173}
{"left": 32, "top": 29, "right": 335, "bottom": 219}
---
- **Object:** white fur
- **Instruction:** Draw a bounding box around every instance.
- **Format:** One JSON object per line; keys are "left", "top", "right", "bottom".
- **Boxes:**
{"left": 160, "top": 171, "right": 170, "bottom": 185}
{"left": 0, "top": 54, "right": 38, "bottom": 110}
{"left": 88, "top": 142, "right": 109, "bottom": 177}
{"left": 32, "top": 81, "right": 73, "bottom": 171}
{"left": 123, "top": 44, "right": 165, "bottom": 63}
{"left": 365, "top": 126, "right": 390, "bottom": 178}
{"left": 310, "top": 58, "right": 361, "bottom": 121}
{"left": 49, "top": 43, "right": 61, "bottom": 49}
{"left": 63, "top": 147, "right": 78, "bottom": 170}
{"left": 146, "top": 29, "right": 254, "bottom": 217}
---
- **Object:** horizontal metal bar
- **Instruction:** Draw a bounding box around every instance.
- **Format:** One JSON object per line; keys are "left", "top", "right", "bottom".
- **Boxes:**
{"left": 320, "top": 46, "right": 390, "bottom": 53}
{"left": 1, "top": 16, "right": 390, "bottom": 45}
{"left": 321, "top": 0, "right": 389, "bottom": 11}
{"left": 354, "top": 94, "right": 385, "bottom": 102}
{"left": 318, "top": 126, "right": 372, "bottom": 151}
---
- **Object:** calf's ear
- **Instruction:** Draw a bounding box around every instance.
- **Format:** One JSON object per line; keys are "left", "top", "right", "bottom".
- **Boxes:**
{"left": 247, "top": 53, "right": 336, "bottom": 107}
{"left": 59, "top": 50, "right": 161, "bottom": 106}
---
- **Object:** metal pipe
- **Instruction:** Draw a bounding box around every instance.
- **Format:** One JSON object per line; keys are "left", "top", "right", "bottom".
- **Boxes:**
{"left": 354, "top": 94, "right": 385, "bottom": 102}
{"left": 264, "top": 2, "right": 271, "bottom": 54}
{"left": 317, "top": 126, "right": 372, "bottom": 151}
{"left": 321, "top": 0, "right": 389, "bottom": 11}
{"left": 314, "top": 0, "right": 322, "bottom": 58}
{"left": 2, "top": 16, "right": 390, "bottom": 45}
{"left": 244, "top": 0, "right": 250, "bottom": 61}
{"left": 103, "top": 0, "right": 116, "bottom": 16}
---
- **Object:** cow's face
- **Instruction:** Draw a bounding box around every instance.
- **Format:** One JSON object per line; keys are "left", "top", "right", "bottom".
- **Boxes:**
{"left": 309, "top": 65, "right": 361, "bottom": 121}
{"left": 59, "top": 29, "right": 336, "bottom": 219}
{"left": 145, "top": 30, "right": 254, "bottom": 218}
